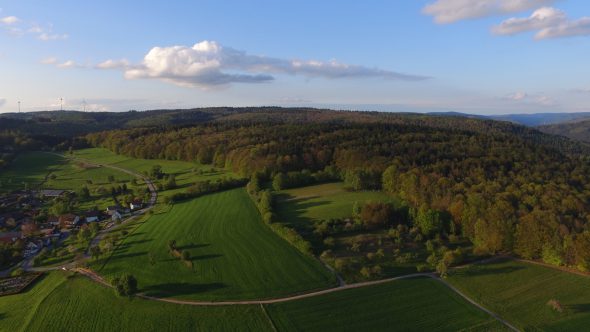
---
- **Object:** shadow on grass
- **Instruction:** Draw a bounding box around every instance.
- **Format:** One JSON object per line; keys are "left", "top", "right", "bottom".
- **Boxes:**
{"left": 568, "top": 303, "right": 590, "bottom": 313}
{"left": 109, "top": 251, "right": 148, "bottom": 260}
{"left": 142, "top": 282, "right": 226, "bottom": 298}
{"left": 177, "top": 243, "right": 210, "bottom": 250}
{"left": 459, "top": 265, "right": 525, "bottom": 277}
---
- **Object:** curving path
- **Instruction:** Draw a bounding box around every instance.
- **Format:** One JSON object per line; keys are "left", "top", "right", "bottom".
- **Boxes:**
{"left": 72, "top": 267, "right": 519, "bottom": 331}
{"left": 30, "top": 153, "right": 519, "bottom": 331}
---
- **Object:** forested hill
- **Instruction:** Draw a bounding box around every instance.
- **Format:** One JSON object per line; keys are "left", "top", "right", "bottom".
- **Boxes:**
{"left": 84, "top": 109, "right": 590, "bottom": 269}
{"left": 539, "top": 119, "right": 590, "bottom": 144}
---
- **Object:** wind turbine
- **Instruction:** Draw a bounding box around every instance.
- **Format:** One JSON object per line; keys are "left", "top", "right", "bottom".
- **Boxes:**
{"left": 18, "top": 101, "right": 21, "bottom": 113}
{"left": 60, "top": 98, "right": 63, "bottom": 111}
{"left": 83, "top": 99, "right": 87, "bottom": 112}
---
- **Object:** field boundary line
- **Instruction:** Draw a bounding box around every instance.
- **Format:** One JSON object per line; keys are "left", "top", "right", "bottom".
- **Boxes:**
{"left": 260, "top": 304, "right": 278, "bottom": 332}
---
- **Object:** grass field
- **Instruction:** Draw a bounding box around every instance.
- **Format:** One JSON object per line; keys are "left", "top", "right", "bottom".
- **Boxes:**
{"left": 0, "top": 272, "right": 272, "bottom": 332}
{"left": 276, "top": 183, "right": 399, "bottom": 229}
{"left": 0, "top": 273, "right": 67, "bottom": 331}
{"left": 447, "top": 259, "right": 590, "bottom": 331}
{"left": 73, "top": 148, "right": 237, "bottom": 198}
{"left": 0, "top": 152, "right": 63, "bottom": 192}
{"left": 97, "top": 188, "right": 336, "bottom": 301}
{"left": 266, "top": 277, "right": 507, "bottom": 332}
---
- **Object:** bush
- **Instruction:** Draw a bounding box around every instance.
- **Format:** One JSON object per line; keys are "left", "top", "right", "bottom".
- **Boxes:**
{"left": 10, "top": 268, "right": 24, "bottom": 277}
{"left": 547, "top": 299, "right": 564, "bottom": 313}
{"left": 112, "top": 274, "right": 138, "bottom": 297}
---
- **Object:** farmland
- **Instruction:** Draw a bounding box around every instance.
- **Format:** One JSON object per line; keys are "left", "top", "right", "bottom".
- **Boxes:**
{"left": 73, "top": 148, "right": 238, "bottom": 199}
{"left": 97, "top": 188, "right": 336, "bottom": 301}
{"left": 265, "top": 277, "right": 507, "bottom": 332}
{"left": 0, "top": 152, "right": 63, "bottom": 192}
{"left": 447, "top": 259, "right": 590, "bottom": 331}
{"left": 1, "top": 272, "right": 272, "bottom": 332}
{"left": 276, "top": 182, "right": 399, "bottom": 229}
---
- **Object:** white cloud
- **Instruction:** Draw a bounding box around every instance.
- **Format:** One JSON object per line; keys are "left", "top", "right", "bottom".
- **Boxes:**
{"left": 536, "top": 16, "right": 590, "bottom": 39}
{"left": 504, "top": 91, "right": 555, "bottom": 106}
{"left": 95, "top": 59, "right": 130, "bottom": 69}
{"left": 38, "top": 32, "right": 68, "bottom": 41}
{"left": 113, "top": 40, "right": 428, "bottom": 88}
{"left": 423, "top": 0, "right": 556, "bottom": 24}
{"left": 57, "top": 60, "right": 81, "bottom": 68}
{"left": 0, "top": 16, "right": 19, "bottom": 25}
{"left": 492, "top": 7, "right": 566, "bottom": 35}
{"left": 40, "top": 57, "right": 58, "bottom": 64}
{"left": 495, "top": 7, "right": 590, "bottom": 39}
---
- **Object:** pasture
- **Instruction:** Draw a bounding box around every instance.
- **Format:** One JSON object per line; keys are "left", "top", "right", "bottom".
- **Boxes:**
{"left": 73, "top": 148, "right": 237, "bottom": 198}
{"left": 276, "top": 182, "right": 398, "bottom": 228}
{"left": 97, "top": 188, "right": 336, "bottom": 301}
{"left": 0, "top": 272, "right": 272, "bottom": 332}
{"left": 266, "top": 277, "right": 507, "bottom": 332}
{"left": 447, "top": 259, "right": 590, "bottom": 331}
{"left": 0, "top": 152, "right": 62, "bottom": 192}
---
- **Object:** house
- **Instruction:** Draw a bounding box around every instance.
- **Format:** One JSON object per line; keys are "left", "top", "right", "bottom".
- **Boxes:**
{"left": 106, "top": 205, "right": 121, "bottom": 216}
{"left": 111, "top": 210, "right": 123, "bottom": 223}
{"left": 23, "top": 241, "right": 40, "bottom": 257}
{"left": 0, "top": 231, "right": 22, "bottom": 244}
{"left": 47, "top": 216, "right": 59, "bottom": 226}
{"left": 40, "top": 226, "right": 60, "bottom": 239}
{"left": 39, "top": 189, "right": 66, "bottom": 198}
{"left": 83, "top": 210, "right": 102, "bottom": 223}
{"left": 58, "top": 214, "right": 80, "bottom": 228}
{"left": 129, "top": 199, "right": 143, "bottom": 211}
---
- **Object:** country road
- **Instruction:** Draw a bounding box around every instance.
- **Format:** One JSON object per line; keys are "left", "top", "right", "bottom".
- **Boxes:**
{"left": 74, "top": 267, "right": 519, "bottom": 331}
{"left": 24, "top": 153, "right": 519, "bottom": 331}
{"left": 24, "top": 152, "right": 158, "bottom": 273}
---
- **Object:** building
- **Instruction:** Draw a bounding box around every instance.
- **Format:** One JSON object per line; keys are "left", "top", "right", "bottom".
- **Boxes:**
{"left": 130, "top": 199, "right": 144, "bottom": 211}
{"left": 58, "top": 214, "right": 80, "bottom": 228}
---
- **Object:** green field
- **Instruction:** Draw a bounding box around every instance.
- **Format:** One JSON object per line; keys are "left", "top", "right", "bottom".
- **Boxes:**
{"left": 447, "top": 259, "right": 590, "bottom": 331}
{"left": 276, "top": 182, "right": 398, "bottom": 229}
{"left": 73, "top": 148, "right": 237, "bottom": 198}
{"left": 266, "top": 277, "right": 506, "bottom": 332}
{"left": 0, "top": 152, "right": 63, "bottom": 192}
{"left": 98, "top": 188, "right": 336, "bottom": 301}
{"left": 0, "top": 272, "right": 272, "bottom": 332}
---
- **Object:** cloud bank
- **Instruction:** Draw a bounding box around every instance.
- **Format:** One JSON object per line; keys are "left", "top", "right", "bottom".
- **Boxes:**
{"left": 99, "top": 41, "right": 428, "bottom": 88}
{"left": 422, "top": 0, "right": 555, "bottom": 24}
{"left": 494, "top": 7, "right": 590, "bottom": 39}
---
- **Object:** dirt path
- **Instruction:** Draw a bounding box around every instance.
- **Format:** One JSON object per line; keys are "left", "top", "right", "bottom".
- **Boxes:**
{"left": 72, "top": 267, "right": 518, "bottom": 331}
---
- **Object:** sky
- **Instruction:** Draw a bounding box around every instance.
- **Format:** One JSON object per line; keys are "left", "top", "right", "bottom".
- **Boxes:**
{"left": 0, "top": 0, "right": 589, "bottom": 115}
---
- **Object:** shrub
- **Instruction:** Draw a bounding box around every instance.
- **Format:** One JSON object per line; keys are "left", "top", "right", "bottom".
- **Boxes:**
{"left": 112, "top": 274, "right": 138, "bottom": 297}
{"left": 547, "top": 299, "right": 564, "bottom": 313}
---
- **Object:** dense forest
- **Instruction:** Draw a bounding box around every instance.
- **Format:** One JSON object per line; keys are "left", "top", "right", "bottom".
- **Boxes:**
{"left": 82, "top": 109, "right": 590, "bottom": 271}
{"left": 540, "top": 118, "right": 590, "bottom": 144}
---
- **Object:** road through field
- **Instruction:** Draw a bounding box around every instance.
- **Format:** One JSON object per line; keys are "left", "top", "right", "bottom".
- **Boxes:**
{"left": 74, "top": 267, "right": 519, "bottom": 331}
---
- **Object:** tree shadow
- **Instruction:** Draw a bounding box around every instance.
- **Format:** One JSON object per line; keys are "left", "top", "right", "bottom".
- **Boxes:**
{"left": 142, "top": 282, "right": 226, "bottom": 298}
{"left": 461, "top": 265, "right": 525, "bottom": 276}
{"left": 177, "top": 243, "right": 210, "bottom": 250}
{"left": 109, "top": 251, "right": 148, "bottom": 260}
{"left": 191, "top": 254, "right": 222, "bottom": 262}
{"left": 568, "top": 303, "right": 590, "bottom": 313}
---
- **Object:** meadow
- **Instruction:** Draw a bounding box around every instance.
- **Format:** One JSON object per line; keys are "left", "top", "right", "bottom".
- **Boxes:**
{"left": 0, "top": 272, "right": 272, "bottom": 332}
{"left": 73, "top": 148, "right": 237, "bottom": 199}
{"left": 0, "top": 152, "right": 63, "bottom": 192}
{"left": 97, "top": 188, "right": 336, "bottom": 301}
{"left": 266, "top": 277, "right": 507, "bottom": 332}
{"left": 276, "top": 182, "right": 399, "bottom": 229}
{"left": 447, "top": 259, "right": 590, "bottom": 331}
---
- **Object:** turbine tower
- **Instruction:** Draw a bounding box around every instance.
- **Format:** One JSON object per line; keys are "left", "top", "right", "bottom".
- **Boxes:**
{"left": 18, "top": 101, "right": 21, "bottom": 113}
{"left": 60, "top": 98, "right": 63, "bottom": 111}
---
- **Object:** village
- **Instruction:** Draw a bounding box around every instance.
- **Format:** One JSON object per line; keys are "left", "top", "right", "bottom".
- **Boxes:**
{"left": 0, "top": 188, "right": 145, "bottom": 279}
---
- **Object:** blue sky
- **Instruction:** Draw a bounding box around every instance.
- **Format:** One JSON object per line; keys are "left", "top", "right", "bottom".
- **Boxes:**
{"left": 0, "top": 0, "right": 589, "bottom": 114}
